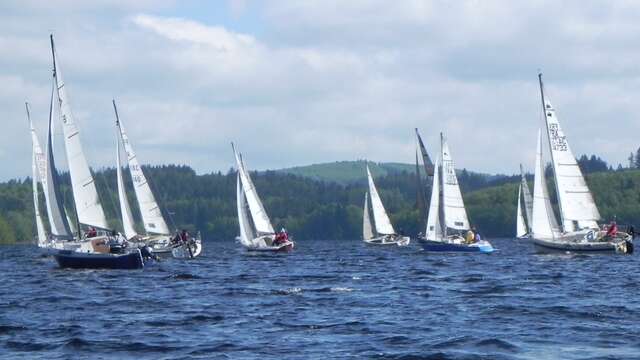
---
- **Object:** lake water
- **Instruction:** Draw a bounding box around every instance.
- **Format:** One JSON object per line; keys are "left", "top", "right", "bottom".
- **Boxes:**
{"left": 1, "top": 238, "right": 639, "bottom": 359}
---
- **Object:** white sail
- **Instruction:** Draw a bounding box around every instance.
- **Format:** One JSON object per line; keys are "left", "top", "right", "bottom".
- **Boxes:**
{"left": 366, "top": 165, "right": 396, "bottom": 235}
{"left": 113, "top": 101, "right": 171, "bottom": 235}
{"left": 65, "top": 208, "right": 76, "bottom": 235}
{"left": 116, "top": 127, "right": 137, "bottom": 240}
{"left": 237, "top": 173, "right": 256, "bottom": 246}
{"left": 27, "top": 103, "right": 47, "bottom": 245}
{"left": 44, "top": 80, "right": 73, "bottom": 239}
{"left": 440, "top": 134, "right": 470, "bottom": 231}
{"left": 363, "top": 192, "right": 374, "bottom": 240}
{"left": 540, "top": 75, "right": 600, "bottom": 232}
{"left": 531, "top": 130, "right": 557, "bottom": 239}
{"left": 50, "top": 35, "right": 109, "bottom": 230}
{"left": 233, "top": 145, "right": 275, "bottom": 235}
{"left": 516, "top": 184, "right": 527, "bottom": 238}
{"left": 519, "top": 164, "right": 533, "bottom": 231}
{"left": 425, "top": 157, "right": 442, "bottom": 241}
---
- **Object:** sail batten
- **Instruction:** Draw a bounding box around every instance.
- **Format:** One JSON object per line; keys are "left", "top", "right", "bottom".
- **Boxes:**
{"left": 114, "top": 101, "right": 170, "bottom": 235}
{"left": 51, "top": 35, "right": 109, "bottom": 230}
{"left": 366, "top": 165, "right": 395, "bottom": 235}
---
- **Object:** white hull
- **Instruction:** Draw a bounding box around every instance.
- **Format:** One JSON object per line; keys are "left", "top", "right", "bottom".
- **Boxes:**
{"left": 171, "top": 239, "right": 203, "bottom": 259}
{"left": 363, "top": 235, "right": 410, "bottom": 246}
{"left": 532, "top": 230, "right": 632, "bottom": 253}
{"left": 241, "top": 235, "right": 294, "bottom": 252}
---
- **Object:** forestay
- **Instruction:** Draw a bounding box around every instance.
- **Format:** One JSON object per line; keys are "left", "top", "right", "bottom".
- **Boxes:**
{"left": 233, "top": 146, "right": 275, "bottom": 235}
{"left": 366, "top": 165, "right": 395, "bottom": 235}
{"left": 540, "top": 75, "right": 600, "bottom": 232}
{"left": 440, "top": 135, "right": 469, "bottom": 231}
{"left": 51, "top": 35, "right": 109, "bottom": 230}
{"left": 114, "top": 101, "right": 171, "bottom": 235}
{"left": 362, "top": 192, "right": 374, "bottom": 240}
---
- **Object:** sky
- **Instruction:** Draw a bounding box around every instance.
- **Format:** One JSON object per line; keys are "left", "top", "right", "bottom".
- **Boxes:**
{"left": 2, "top": 0, "right": 640, "bottom": 181}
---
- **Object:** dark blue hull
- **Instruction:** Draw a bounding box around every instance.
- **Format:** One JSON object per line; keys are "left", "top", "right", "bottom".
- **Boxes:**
{"left": 54, "top": 250, "right": 144, "bottom": 270}
{"left": 419, "top": 239, "right": 494, "bottom": 253}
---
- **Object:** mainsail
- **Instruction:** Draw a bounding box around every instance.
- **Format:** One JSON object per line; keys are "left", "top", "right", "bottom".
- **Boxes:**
{"left": 116, "top": 124, "right": 137, "bottom": 240}
{"left": 363, "top": 192, "right": 374, "bottom": 240}
{"left": 233, "top": 145, "right": 275, "bottom": 235}
{"left": 425, "top": 157, "right": 442, "bottom": 240}
{"left": 539, "top": 74, "right": 600, "bottom": 232}
{"left": 113, "top": 100, "right": 170, "bottom": 235}
{"left": 415, "top": 128, "right": 434, "bottom": 176}
{"left": 366, "top": 165, "right": 396, "bottom": 235}
{"left": 50, "top": 35, "right": 109, "bottom": 230}
{"left": 44, "top": 80, "right": 73, "bottom": 239}
{"left": 440, "top": 134, "right": 470, "bottom": 231}
{"left": 237, "top": 173, "right": 256, "bottom": 246}
{"left": 27, "top": 103, "right": 47, "bottom": 245}
{"left": 531, "top": 130, "right": 557, "bottom": 239}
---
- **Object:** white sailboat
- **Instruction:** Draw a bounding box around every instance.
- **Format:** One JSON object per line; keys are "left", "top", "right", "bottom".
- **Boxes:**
{"left": 418, "top": 133, "right": 494, "bottom": 253}
{"left": 112, "top": 100, "right": 201, "bottom": 258}
{"left": 516, "top": 164, "right": 533, "bottom": 239}
{"left": 362, "top": 164, "right": 410, "bottom": 246}
{"left": 530, "top": 74, "right": 632, "bottom": 253}
{"left": 233, "top": 144, "right": 294, "bottom": 251}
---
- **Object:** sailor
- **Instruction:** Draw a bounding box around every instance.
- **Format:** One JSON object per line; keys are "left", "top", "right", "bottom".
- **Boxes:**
{"left": 180, "top": 229, "right": 189, "bottom": 243}
{"left": 466, "top": 228, "right": 475, "bottom": 244}
{"left": 628, "top": 225, "right": 635, "bottom": 239}
{"left": 474, "top": 230, "right": 482, "bottom": 243}
{"left": 606, "top": 220, "right": 618, "bottom": 238}
{"left": 86, "top": 227, "right": 97, "bottom": 238}
{"left": 274, "top": 228, "right": 288, "bottom": 245}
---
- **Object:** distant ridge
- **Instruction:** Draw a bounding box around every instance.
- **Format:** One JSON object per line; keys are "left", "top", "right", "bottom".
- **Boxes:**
{"left": 274, "top": 160, "right": 496, "bottom": 185}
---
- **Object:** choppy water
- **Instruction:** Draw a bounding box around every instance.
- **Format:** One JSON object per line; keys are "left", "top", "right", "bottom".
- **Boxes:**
{"left": 1, "top": 238, "right": 639, "bottom": 359}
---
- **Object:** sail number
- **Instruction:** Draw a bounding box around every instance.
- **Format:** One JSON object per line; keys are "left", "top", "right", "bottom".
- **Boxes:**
{"left": 549, "top": 123, "right": 568, "bottom": 152}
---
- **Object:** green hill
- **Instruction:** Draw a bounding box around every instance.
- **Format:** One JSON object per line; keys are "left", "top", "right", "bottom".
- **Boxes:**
{"left": 275, "top": 160, "right": 414, "bottom": 184}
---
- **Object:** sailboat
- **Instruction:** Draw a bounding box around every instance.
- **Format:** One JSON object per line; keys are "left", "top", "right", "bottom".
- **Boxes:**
{"left": 233, "top": 144, "right": 294, "bottom": 251}
{"left": 418, "top": 133, "right": 494, "bottom": 253}
{"left": 415, "top": 128, "right": 434, "bottom": 235}
{"left": 112, "top": 100, "right": 201, "bottom": 258}
{"left": 27, "top": 102, "right": 49, "bottom": 248}
{"left": 530, "top": 74, "right": 632, "bottom": 253}
{"left": 362, "top": 164, "right": 410, "bottom": 246}
{"left": 516, "top": 164, "right": 533, "bottom": 239}
{"left": 45, "top": 34, "right": 151, "bottom": 268}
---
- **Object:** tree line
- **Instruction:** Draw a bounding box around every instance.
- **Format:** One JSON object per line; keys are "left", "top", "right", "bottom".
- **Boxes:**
{"left": 1, "top": 157, "right": 638, "bottom": 244}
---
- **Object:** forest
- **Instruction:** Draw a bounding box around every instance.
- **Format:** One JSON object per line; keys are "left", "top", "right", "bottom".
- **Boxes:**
{"left": 1, "top": 156, "right": 638, "bottom": 244}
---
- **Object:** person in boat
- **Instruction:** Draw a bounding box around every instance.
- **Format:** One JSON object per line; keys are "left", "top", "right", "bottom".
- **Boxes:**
{"left": 86, "top": 227, "right": 97, "bottom": 238}
{"left": 274, "top": 228, "right": 288, "bottom": 245}
{"left": 474, "top": 230, "right": 482, "bottom": 243}
{"left": 180, "top": 229, "right": 189, "bottom": 243}
{"left": 465, "top": 227, "right": 475, "bottom": 244}
{"left": 605, "top": 220, "right": 618, "bottom": 239}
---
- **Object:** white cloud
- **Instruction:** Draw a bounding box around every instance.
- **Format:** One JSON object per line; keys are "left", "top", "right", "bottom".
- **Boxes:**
{"left": 2, "top": 1, "right": 640, "bottom": 182}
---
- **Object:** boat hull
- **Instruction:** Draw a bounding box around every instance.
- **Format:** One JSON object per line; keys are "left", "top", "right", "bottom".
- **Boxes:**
{"left": 364, "top": 235, "right": 410, "bottom": 246}
{"left": 244, "top": 240, "right": 294, "bottom": 252}
{"left": 531, "top": 237, "right": 630, "bottom": 253}
{"left": 171, "top": 239, "right": 203, "bottom": 259}
{"left": 419, "top": 239, "right": 495, "bottom": 253}
{"left": 54, "top": 249, "right": 144, "bottom": 269}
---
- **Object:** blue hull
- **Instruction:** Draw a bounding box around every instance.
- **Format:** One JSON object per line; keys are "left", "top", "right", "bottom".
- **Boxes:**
{"left": 54, "top": 250, "right": 144, "bottom": 270}
{"left": 419, "top": 239, "right": 495, "bottom": 253}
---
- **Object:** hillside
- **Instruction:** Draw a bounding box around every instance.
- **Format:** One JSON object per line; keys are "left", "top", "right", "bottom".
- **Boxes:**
{"left": 1, "top": 164, "right": 638, "bottom": 244}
